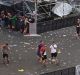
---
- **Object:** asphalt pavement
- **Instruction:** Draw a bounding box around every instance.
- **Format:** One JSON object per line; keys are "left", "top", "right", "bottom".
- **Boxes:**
{"left": 0, "top": 26, "right": 80, "bottom": 75}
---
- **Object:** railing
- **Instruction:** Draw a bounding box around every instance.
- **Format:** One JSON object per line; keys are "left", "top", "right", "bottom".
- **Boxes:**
{"left": 37, "top": 14, "right": 79, "bottom": 34}
{"left": 40, "top": 67, "right": 75, "bottom": 75}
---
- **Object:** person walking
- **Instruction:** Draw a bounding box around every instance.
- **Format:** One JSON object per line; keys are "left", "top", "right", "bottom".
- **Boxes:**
{"left": 50, "top": 41, "right": 58, "bottom": 64}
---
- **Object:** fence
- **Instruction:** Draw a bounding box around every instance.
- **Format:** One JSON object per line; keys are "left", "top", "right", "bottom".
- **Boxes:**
{"left": 37, "top": 14, "right": 79, "bottom": 34}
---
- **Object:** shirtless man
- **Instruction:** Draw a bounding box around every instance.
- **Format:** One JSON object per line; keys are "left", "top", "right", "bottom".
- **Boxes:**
{"left": 2, "top": 43, "right": 10, "bottom": 64}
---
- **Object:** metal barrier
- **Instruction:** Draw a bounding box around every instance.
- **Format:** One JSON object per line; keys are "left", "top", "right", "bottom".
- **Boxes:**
{"left": 40, "top": 67, "right": 75, "bottom": 75}
{"left": 37, "top": 15, "right": 79, "bottom": 34}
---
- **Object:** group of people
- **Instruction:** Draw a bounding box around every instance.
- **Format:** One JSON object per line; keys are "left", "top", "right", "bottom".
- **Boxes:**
{"left": 0, "top": 40, "right": 58, "bottom": 66}
{"left": 37, "top": 40, "right": 58, "bottom": 66}
{"left": 0, "top": 11, "right": 29, "bottom": 34}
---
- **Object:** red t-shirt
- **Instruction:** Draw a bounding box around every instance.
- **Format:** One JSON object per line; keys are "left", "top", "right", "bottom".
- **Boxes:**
{"left": 40, "top": 46, "right": 46, "bottom": 55}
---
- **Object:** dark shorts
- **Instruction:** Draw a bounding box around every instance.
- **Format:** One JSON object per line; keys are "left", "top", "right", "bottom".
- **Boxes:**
{"left": 42, "top": 55, "right": 47, "bottom": 60}
{"left": 3, "top": 54, "right": 8, "bottom": 58}
{"left": 51, "top": 52, "right": 57, "bottom": 58}
{"left": 76, "top": 27, "right": 80, "bottom": 34}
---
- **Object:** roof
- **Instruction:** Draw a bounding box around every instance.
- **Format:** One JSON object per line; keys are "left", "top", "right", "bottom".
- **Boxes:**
{"left": 0, "top": 0, "right": 35, "bottom": 6}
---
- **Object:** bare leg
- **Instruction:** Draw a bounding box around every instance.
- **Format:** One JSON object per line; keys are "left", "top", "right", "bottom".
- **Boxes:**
{"left": 42, "top": 60, "right": 46, "bottom": 66}
{"left": 7, "top": 57, "right": 9, "bottom": 64}
{"left": 3, "top": 58, "right": 6, "bottom": 64}
{"left": 37, "top": 56, "right": 42, "bottom": 63}
{"left": 23, "top": 28, "right": 27, "bottom": 34}
{"left": 74, "top": 32, "right": 78, "bottom": 39}
{"left": 51, "top": 57, "right": 55, "bottom": 64}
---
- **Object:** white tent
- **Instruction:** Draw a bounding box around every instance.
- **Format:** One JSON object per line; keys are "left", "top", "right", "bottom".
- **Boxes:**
{"left": 52, "top": 2, "right": 73, "bottom": 17}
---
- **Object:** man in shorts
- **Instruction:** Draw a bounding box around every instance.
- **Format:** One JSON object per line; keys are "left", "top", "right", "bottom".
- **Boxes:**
{"left": 50, "top": 41, "right": 58, "bottom": 64}
{"left": 2, "top": 43, "right": 10, "bottom": 64}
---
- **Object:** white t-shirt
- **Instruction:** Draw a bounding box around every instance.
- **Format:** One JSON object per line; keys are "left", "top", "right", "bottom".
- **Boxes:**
{"left": 50, "top": 44, "right": 57, "bottom": 53}
{"left": 43, "top": 51, "right": 46, "bottom": 55}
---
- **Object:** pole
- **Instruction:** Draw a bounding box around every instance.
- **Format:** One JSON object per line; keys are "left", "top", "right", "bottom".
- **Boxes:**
{"left": 35, "top": 0, "right": 37, "bottom": 26}
{"left": 23, "top": 0, "right": 25, "bottom": 15}
{"left": 29, "top": 0, "right": 37, "bottom": 35}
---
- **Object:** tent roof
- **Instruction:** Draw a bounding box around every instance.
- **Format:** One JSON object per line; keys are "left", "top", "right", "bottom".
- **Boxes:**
{"left": 0, "top": 0, "right": 35, "bottom": 6}
{"left": 0, "top": 1, "right": 12, "bottom": 6}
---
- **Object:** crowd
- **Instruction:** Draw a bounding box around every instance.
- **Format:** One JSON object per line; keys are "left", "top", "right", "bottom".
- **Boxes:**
{"left": 0, "top": 10, "right": 59, "bottom": 66}
{"left": 0, "top": 11, "right": 29, "bottom": 34}
{"left": 1, "top": 10, "right": 80, "bottom": 67}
